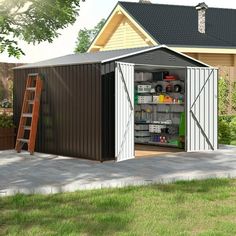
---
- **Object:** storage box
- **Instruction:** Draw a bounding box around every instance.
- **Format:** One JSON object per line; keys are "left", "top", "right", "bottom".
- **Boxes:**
{"left": 149, "top": 124, "right": 166, "bottom": 133}
{"left": 137, "top": 85, "right": 152, "bottom": 93}
{"left": 153, "top": 71, "right": 169, "bottom": 81}
{"left": 135, "top": 136, "right": 150, "bottom": 143}
{"left": 135, "top": 72, "right": 152, "bottom": 82}
{"left": 135, "top": 124, "right": 149, "bottom": 130}
{"left": 138, "top": 96, "right": 152, "bottom": 104}
{"left": 135, "top": 131, "right": 150, "bottom": 137}
{"left": 153, "top": 95, "right": 160, "bottom": 103}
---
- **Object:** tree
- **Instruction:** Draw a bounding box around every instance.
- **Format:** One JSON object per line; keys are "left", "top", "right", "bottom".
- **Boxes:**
{"left": 74, "top": 18, "right": 105, "bottom": 53}
{"left": 0, "top": 0, "right": 84, "bottom": 58}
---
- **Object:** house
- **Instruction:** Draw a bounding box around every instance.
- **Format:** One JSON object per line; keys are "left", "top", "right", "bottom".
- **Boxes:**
{"left": 88, "top": 1, "right": 236, "bottom": 69}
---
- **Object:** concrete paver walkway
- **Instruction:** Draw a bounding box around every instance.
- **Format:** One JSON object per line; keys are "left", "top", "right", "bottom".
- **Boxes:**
{"left": 0, "top": 145, "right": 236, "bottom": 196}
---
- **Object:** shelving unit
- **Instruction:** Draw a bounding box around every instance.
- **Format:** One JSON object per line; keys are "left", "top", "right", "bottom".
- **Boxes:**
{"left": 137, "top": 102, "right": 184, "bottom": 105}
{"left": 134, "top": 70, "right": 185, "bottom": 149}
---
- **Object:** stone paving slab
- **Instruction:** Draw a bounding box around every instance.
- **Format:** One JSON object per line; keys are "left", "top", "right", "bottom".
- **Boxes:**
{"left": 0, "top": 145, "right": 236, "bottom": 196}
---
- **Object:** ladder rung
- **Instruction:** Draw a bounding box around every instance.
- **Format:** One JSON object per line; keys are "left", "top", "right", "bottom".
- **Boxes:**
{"left": 24, "top": 126, "right": 31, "bottom": 130}
{"left": 28, "top": 100, "right": 34, "bottom": 105}
{"left": 26, "top": 87, "right": 36, "bottom": 91}
{"left": 28, "top": 73, "right": 39, "bottom": 77}
{"left": 17, "top": 139, "right": 29, "bottom": 143}
{"left": 22, "top": 113, "right": 33, "bottom": 118}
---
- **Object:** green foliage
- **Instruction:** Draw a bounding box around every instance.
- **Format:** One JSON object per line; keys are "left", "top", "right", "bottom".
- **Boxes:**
{"left": 1, "top": 99, "right": 12, "bottom": 108}
{"left": 232, "top": 82, "right": 236, "bottom": 111}
{"left": 218, "top": 115, "right": 236, "bottom": 145}
{"left": 218, "top": 77, "right": 229, "bottom": 115}
{"left": 218, "top": 118, "right": 232, "bottom": 144}
{"left": 0, "top": 81, "right": 4, "bottom": 101}
{"left": 0, "top": 113, "right": 14, "bottom": 128}
{"left": 230, "top": 117, "right": 236, "bottom": 143}
{"left": 74, "top": 18, "right": 106, "bottom": 53}
{"left": 8, "top": 79, "right": 13, "bottom": 103}
{"left": 0, "top": 0, "right": 83, "bottom": 58}
{"left": 74, "top": 29, "right": 91, "bottom": 53}
{"left": 219, "top": 115, "right": 236, "bottom": 123}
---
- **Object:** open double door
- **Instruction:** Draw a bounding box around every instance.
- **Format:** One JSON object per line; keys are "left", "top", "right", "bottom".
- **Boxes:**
{"left": 115, "top": 62, "right": 218, "bottom": 162}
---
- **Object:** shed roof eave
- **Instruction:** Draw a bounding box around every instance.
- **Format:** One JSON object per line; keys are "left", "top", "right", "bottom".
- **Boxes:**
{"left": 101, "top": 45, "right": 210, "bottom": 67}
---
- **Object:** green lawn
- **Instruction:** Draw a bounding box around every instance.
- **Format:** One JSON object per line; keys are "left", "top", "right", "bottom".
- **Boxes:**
{"left": 1, "top": 179, "right": 236, "bottom": 236}
{"left": 231, "top": 141, "right": 236, "bottom": 146}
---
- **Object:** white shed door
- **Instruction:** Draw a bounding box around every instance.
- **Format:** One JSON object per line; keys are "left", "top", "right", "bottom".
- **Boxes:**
{"left": 115, "top": 62, "right": 135, "bottom": 162}
{"left": 186, "top": 67, "right": 218, "bottom": 152}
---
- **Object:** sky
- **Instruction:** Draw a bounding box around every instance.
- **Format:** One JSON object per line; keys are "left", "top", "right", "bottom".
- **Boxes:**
{"left": 1, "top": 0, "right": 236, "bottom": 63}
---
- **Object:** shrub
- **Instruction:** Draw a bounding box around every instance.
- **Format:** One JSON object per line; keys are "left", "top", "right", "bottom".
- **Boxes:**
{"left": 232, "top": 82, "right": 236, "bottom": 112}
{"left": 0, "top": 113, "right": 14, "bottom": 128}
{"left": 218, "top": 77, "right": 229, "bottom": 115}
{"left": 218, "top": 115, "right": 236, "bottom": 145}
{"left": 218, "top": 118, "right": 232, "bottom": 144}
{"left": 1, "top": 99, "right": 12, "bottom": 108}
{"left": 230, "top": 117, "right": 236, "bottom": 143}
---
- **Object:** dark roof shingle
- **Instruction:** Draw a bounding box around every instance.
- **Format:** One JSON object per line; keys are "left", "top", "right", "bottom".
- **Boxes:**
{"left": 119, "top": 1, "right": 236, "bottom": 47}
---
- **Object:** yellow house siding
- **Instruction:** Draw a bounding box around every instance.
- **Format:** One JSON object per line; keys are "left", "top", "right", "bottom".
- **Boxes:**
{"left": 184, "top": 53, "right": 198, "bottom": 59}
{"left": 101, "top": 17, "right": 151, "bottom": 51}
{"left": 184, "top": 53, "right": 235, "bottom": 66}
{"left": 197, "top": 54, "right": 234, "bottom": 66}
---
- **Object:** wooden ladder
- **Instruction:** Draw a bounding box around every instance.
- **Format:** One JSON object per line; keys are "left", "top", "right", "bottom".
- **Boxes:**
{"left": 15, "top": 73, "right": 43, "bottom": 154}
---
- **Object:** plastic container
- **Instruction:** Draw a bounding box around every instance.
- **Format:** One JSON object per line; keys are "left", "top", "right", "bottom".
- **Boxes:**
{"left": 159, "top": 95, "right": 165, "bottom": 103}
{"left": 135, "top": 72, "right": 152, "bottom": 82}
{"left": 149, "top": 124, "right": 166, "bottom": 133}
{"left": 135, "top": 124, "right": 149, "bottom": 130}
{"left": 135, "top": 131, "right": 150, "bottom": 137}
{"left": 135, "top": 137, "right": 150, "bottom": 143}
{"left": 153, "top": 96, "right": 160, "bottom": 103}
{"left": 138, "top": 96, "right": 152, "bottom": 104}
{"left": 137, "top": 85, "right": 152, "bottom": 93}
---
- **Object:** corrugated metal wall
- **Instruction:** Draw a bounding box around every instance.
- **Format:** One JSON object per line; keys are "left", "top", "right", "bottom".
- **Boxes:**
{"left": 186, "top": 67, "right": 218, "bottom": 152}
{"left": 14, "top": 64, "right": 103, "bottom": 161}
{"left": 115, "top": 62, "right": 135, "bottom": 161}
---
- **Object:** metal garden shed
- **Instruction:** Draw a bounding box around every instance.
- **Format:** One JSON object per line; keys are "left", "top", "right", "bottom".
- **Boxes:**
{"left": 13, "top": 45, "right": 218, "bottom": 162}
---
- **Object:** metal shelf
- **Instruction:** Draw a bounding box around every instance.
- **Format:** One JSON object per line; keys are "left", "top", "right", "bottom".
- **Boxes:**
{"left": 135, "top": 141, "right": 180, "bottom": 148}
{"left": 148, "top": 141, "right": 179, "bottom": 147}
{"left": 149, "top": 132, "right": 179, "bottom": 135}
{"left": 137, "top": 102, "right": 184, "bottom": 105}
{"left": 135, "top": 121, "right": 179, "bottom": 126}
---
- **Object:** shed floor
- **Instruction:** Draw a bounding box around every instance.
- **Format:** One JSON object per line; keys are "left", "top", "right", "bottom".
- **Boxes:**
{"left": 135, "top": 144, "right": 183, "bottom": 158}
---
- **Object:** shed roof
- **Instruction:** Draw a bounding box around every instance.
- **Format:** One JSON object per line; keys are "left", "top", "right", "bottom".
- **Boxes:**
{"left": 15, "top": 45, "right": 208, "bottom": 69}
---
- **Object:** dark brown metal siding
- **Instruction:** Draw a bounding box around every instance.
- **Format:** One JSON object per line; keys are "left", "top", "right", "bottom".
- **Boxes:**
{"left": 13, "top": 64, "right": 102, "bottom": 161}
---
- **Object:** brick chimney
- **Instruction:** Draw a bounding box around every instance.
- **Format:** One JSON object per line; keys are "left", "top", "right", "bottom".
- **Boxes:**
{"left": 195, "top": 2, "right": 208, "bottom": 34}
{"left": 139, "top": 0, "right": 152, "bottom": 3}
